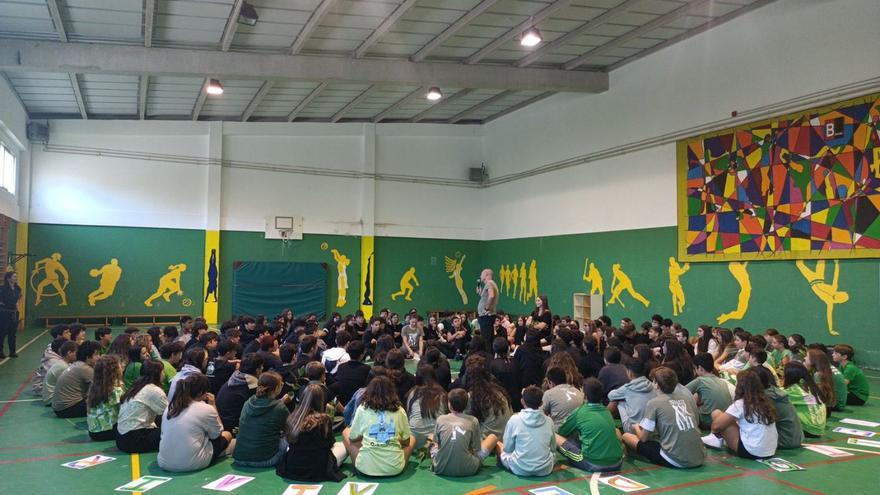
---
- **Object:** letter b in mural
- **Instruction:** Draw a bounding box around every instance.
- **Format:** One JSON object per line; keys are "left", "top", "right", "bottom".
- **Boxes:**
{"left": 88, "top": 258, "right": 123, "bottom": 306}
{"left": 145, "top": 263, "right": 187, "bottom": 308}
{"left": 31, "top": 252, "right": 69, "bottom": 306}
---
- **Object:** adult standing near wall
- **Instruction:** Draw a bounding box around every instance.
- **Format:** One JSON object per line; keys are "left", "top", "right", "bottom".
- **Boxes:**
{"left": 477, "top": 269, "right": 499, "bottom": 342}
{"left": 0, "top": 271, "right": 22, "bottom": 358}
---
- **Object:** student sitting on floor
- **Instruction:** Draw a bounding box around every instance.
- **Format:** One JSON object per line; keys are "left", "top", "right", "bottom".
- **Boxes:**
{"left": 158, "top": 341, "right": 183, "bottom": 393}
{"left": 116, "top": 359, "right": 167, "bottom": 453}
{"left": 781, "top": 362, "right": 826, "bottom": 437}
{"left": 429, "top": 388, "right": 498, "bottom": 477}
{"left": 805, "top": 349, "right": 846, "bottom": 413}
{"left": 542, "top": 366, "right": 585, "bottom": 430}
{"left": 496, "top": 385, "right": 556, "bottom": 477}
{"left": 277, "top": 383, "right": 347, "bottom": 482}
{"left": 122, "top": 345, "right": 149, "bottom": 391}
{"left": 167, "top": 346, "right": 208, "bottom": 401}
{"left": 832, "top": 344, "right": 870, "bottom": 406}
{"left": 86, "top": 354, "right": 124, "bottom": 441}
{"left": 216, "top": 352, "right": 264, "bottom": 430}
{"left": 53, "top": 341, "right": 101, "bottom": 418}
{"left": 32, "top": 325, "right": 70, "bottom": 396}
{"left": 406, "top": 366, "right": 448, "bottom": 450}
{"left": 621, "top": 366, "right": 705, "bottom": 469}
{"left": 42, "top": 340, "right": 77, "bottom": 406}
{"left": 687, "top": 352, "right": 734, "bottom": 430}
{"left": 95, "top": 327, "right": 112, "bottom": 355}
{"left": 331, "top": 340, "right": 371, "bottom": 407}
{"left": 233, "top": 371, "right": 292, "bottom": 467}
{"left": 607, "top": 359, "right": 657, "bottom": 433}
{"left": 343, "top": 375, "right": 415, "bottom": 477}
{"left": 557, "top": 378, "right": 624, "bottom": 473}
{"left": 158, "top": 374, "right": 234, "bottom": 472}
{"left": 752, "top": 366, "right": 802, "bottom": 449}
{"left": 463, "top": 354, "right": 513, "bottom": 440}
{"left": 321, "top": 330, "right": 351, "bottom": 375}
{"left": 704, "top": 369, "right": 778, "bottom": 459}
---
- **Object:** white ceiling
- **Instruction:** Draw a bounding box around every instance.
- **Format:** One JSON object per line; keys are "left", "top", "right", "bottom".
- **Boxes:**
{"left": 0, "top": 0, "right": 775, "bottom": 123}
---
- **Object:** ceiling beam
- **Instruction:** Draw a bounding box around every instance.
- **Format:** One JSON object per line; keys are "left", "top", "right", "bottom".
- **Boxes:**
{"left": 219, "top": 0, "right": 245, "bottom": 51}
{"left": 0, "top": 72, "right": 28, "bottom": 115}
{"left": 483, "top": 91, "right": 554, "bottom": 123}
{"left": 46, "top": 0, "right": 68, "bottom": 42}
{"left": 447, "top": 90, "right": 514, "bottom": 123}
{"left": 515, "top": 0, "right": 640, "bottom": 68}
{"left": 465, "top": 0, "right": 571, "bottom": 65}
{"left": 372, "top": 86, "right": 425, "bottom": 123}
{"left": 241, "top": 80, "right": 274, "bottom": 121}
{"left": 144, "top": 0, "right": 156, "bottom": 47}
{"left": 290, "top": 0, "right": 337, "bottom": 55}
{"left": 138, "top": 74, "right": 148, "bottom": 120}
{"left": 191, "top": 77, "right": 210, "bottom": 120}
{"left": 564, "top": 0, "right": 710, "bottom": 70}
{"left": 68, "top": 73, "right": 87, "bottom": 119}
{"left": 607, "top": 0, "right": 777, "bottom": 71}
{"left": 354, "top": 0, "right": 419, "bottom": 59}
{"left": 331, "top": 85, "right": 378, "bottom": 122}
{"left": 411, "top": 89, "right": 474, "bottom": 123}
{"left": 287, "top": 82, "right": 328, "bottom": 122}
{"left": 410, "top": 0, "right": 499, "bottom": 62}
{"left": 0, "top": 40, "right": 609, "bottom": 94}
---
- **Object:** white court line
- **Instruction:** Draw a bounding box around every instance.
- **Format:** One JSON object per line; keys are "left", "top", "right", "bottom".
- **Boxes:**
{"left": 589, "top": 472, "right": 600, "bottom": 495}
{"left": 0, "top": 329, "right": 50, "bottom": 367}
{"left": 0, "top": 398, "right": 41, "bottom": 403}
{"left": 835, "top": 446, "right": 880, "bottom": 455}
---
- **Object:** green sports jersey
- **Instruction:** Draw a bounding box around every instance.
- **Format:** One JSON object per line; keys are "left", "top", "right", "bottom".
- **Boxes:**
{"left": 784, "top": 384, "right": 826, "bottom": 436}
{"left": 840, "top": 362, "right": 869, "bottom": 402}
{"left": 767, "top": 349, "right": 793, "bottom": 375}
{"left": 558, "top": 403, "right": 623, "bottom": 466}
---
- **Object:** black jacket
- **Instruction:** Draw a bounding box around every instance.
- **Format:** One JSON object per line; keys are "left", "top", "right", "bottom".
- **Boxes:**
{"left": 215, "top": 371, "right": 257, "bottom": 430}
{"left": 330, "top": 360, "right": 371, "bottom": 405}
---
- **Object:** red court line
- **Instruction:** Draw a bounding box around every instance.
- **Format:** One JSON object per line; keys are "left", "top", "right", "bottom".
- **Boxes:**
{"left": 0, "top": 439, "right": 93, "bottom": 452}
{"left": 0, "top": 451, "right": 98, "bottom": 465}
{"left": 0, "top": 375, "right": 32, "bottom": 419}
{"left": 757, "top": 473, "right": 827, "bottom": 495}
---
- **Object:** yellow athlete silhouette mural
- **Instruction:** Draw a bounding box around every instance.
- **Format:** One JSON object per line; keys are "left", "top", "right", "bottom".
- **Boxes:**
{"left": 88, "top": 258, "right": 123, "bottom": 307}
{"left": 31, "top": 252, "right": 69, "bottom": 306}
{"left": 510, "top": 263, "right": 519, "bottom": 298}
{"left": 796, "top": 260, "right": 848, "bottom": 336}
{"left": 499, "top": 264, "right": 509, "bottom": 296}
{"left": 390, "top": 267, "right": 419, "bottom": 301}
{"left": 582, "top": 258, "right": 604, "bottom": 296}
{"left": 445, "top": 254, "right": 468, "bottom": 305}
{"left": 668, "top": 257, "right": 690, "bottom": 316}
{"left": 331, "top": 248, "right": 350, "bottom": 308}
{"left": 144, "top": 263, "right": 187, "bottom": 307}
{"left": 717, "top": 262, "right": 751, "bottom": 325}
{"left": 608, "top": 263, "right": 650, "bottom": 308}
{"left": 527, "top": 259, "right": 538, "bottom": 301}
{"left": 518, "top": 261, "right": 528, "bottom": 303}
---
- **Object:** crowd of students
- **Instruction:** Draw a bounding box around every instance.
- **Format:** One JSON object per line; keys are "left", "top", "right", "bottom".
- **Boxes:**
{"left": 27, "top": 303, "right": 871, "bottom": 481}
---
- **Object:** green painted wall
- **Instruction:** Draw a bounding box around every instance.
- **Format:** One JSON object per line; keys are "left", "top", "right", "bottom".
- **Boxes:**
{"left": 374, "top": 237, "right": 483, "bottom": 317}
{"left": 217, "top": 231, "right": 361, "bottom": 322}
{"left": 26, "top": 224, "right": 204, "bottom": 319}
{"left": 483, "top": 226, "right": 880, "bottom": 368}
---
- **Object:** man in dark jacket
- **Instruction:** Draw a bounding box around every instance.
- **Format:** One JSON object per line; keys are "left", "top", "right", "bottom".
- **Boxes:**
{"left": 215, "top": 353, "right": 263, "bottom": 430}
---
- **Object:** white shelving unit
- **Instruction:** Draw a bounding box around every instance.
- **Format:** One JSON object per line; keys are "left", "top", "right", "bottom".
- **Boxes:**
{"left": 573, "top": 292, "right": 603, "bottom": 329}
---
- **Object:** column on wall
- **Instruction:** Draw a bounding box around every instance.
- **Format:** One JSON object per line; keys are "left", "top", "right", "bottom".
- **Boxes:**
{"left": 359, "top": 124, "right": 376, "bottom": 319}
{"left": 203, "top": 122, "right": 223, "bottom": 324}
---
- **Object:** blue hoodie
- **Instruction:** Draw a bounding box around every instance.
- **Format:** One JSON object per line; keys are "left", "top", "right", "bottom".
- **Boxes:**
{"left": 606, "top": 375, "right": 657, "bottom": 433}
{"left": 501, "top": 408, "right": 556, "bottom": 476}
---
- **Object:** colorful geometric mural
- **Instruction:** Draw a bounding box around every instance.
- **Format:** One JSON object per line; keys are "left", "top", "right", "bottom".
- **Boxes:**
{"left": 678, "top": 92, "right": 880, "bottom": 261}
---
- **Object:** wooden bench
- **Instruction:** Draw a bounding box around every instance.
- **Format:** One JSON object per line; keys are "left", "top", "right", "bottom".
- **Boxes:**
{"left": 39, "top": 314, "right": 183, "bottom": 328}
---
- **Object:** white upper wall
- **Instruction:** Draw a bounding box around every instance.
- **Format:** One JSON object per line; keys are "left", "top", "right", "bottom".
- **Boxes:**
{"left": 482, "top": 0, "right": 880, "bottom": 239}
{"left": 0, "top": 75, "right": 29, "bottom": 220}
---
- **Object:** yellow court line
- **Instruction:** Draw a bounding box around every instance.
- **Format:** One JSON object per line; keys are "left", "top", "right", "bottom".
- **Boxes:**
{"left": 131, "top": 453, "right": 141, "bottom": 495}
{"left": 463, "top": 485, "right": 497, "bottom": 495}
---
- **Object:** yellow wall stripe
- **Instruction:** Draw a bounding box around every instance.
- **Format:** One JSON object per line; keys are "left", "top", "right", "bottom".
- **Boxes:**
{"left": 203, "top": 230, "right": 220, "bottom": 324}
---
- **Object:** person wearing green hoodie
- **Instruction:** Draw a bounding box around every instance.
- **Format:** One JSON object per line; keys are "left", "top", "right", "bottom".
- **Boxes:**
{"left": 558, "top": 378, "right": 624, "bottom": 472}
{"left": 233, "top": 372, "right": 292, "bottom": 467}
{"left": 496, "top": 385, "right": 556, "bottom": 477}
{"left": 607, "top": 360, "right": 657, "bottom": 433}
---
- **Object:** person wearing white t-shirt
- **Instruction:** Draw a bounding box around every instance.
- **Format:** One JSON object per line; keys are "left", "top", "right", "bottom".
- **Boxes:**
{"left": 703, "top": 369, "right": 778, "bottom": 459}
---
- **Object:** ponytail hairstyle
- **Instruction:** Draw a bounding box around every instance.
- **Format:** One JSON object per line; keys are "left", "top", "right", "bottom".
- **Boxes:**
{"left": 166, "top": 373, "right": 209, "bottom": 419}
{"left": 255, "top": 371, "right": 282, "bottom": 398}
{"left": 286, "top": 383, "right": 329, "bottom": 443}
{"left": 87, "top": 354, "right": 122, "bottom": 409}
{"left": 121, "top": 359, "right": 164, "bottom": 404}
{"left": 806, "top": 349, "right": 836, "bottom": 408}
{"left": 734, "top": 369, "right": 776, "bottom": 425}
{"left": 782, "top": 362, "right": 824, "bottom": 405}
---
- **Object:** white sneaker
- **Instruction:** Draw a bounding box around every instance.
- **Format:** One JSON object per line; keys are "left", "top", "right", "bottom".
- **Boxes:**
{"left": 702, "top": 433, "right": 725, "bottom": 449}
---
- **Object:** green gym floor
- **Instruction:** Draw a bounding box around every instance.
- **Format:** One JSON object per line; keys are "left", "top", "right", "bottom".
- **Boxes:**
{"left": 2, "top": 327, "right": 879, "bottom": 495}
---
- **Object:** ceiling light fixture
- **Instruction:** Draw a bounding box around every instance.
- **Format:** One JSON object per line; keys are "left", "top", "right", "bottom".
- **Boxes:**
{"left": 426, "top": 86, "right": 443, "bottom": 101}
{"left": 206, "top": 79, "right": 224, "bottom": 95}
{"left": 238, "top": 2, "right": 259, "bottom": 26}
{"left": 520, "top": 23, "right": 542, "bottom": 47}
